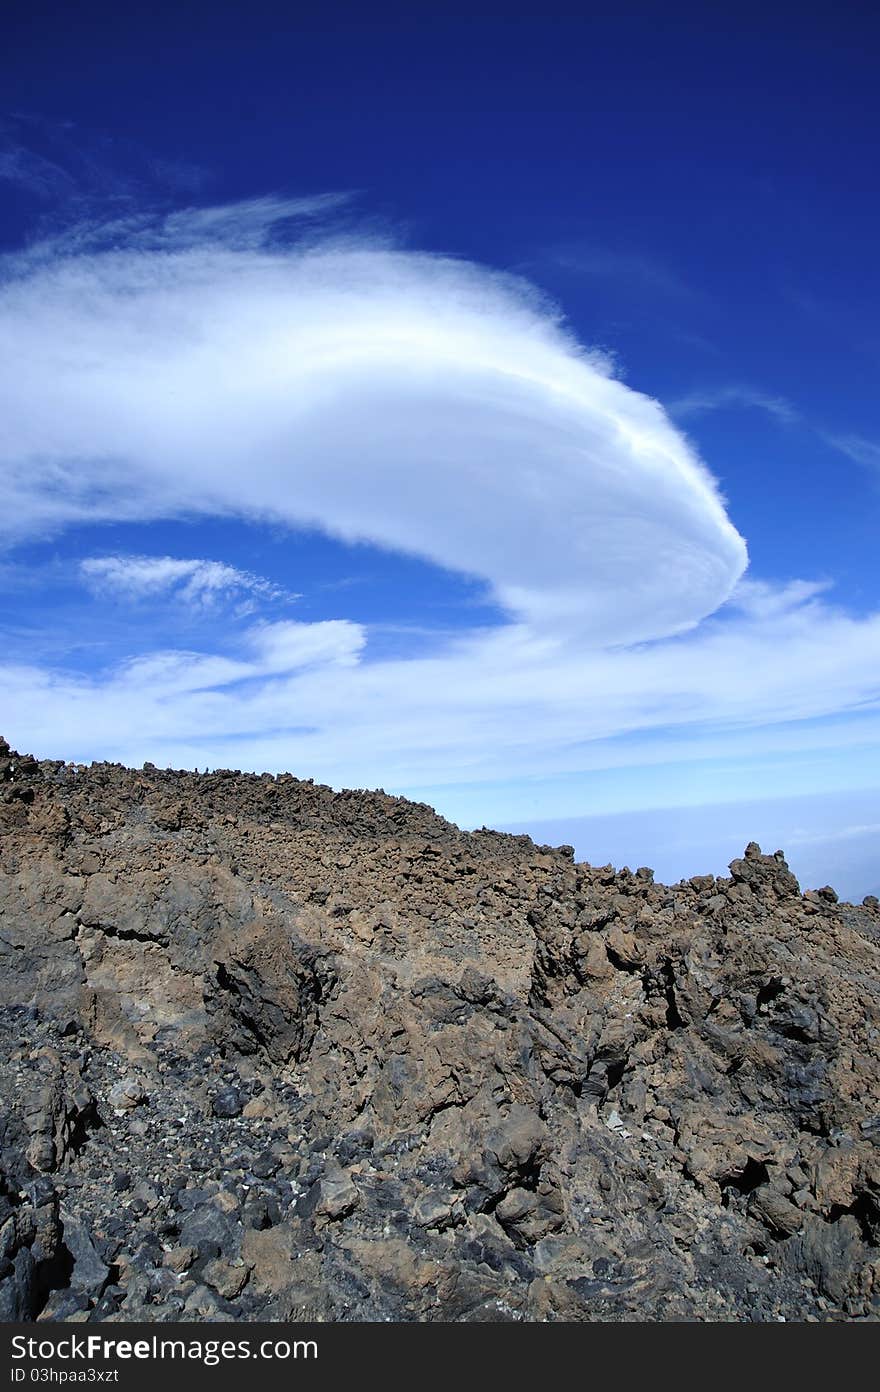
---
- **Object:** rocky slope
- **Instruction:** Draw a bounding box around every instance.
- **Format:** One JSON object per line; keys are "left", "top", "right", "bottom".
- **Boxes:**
{"left": 1, "top": 736, "right": 879, "bottom": 1323}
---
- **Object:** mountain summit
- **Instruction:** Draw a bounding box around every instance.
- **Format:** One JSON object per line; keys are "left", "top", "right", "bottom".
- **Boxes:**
{"left": 1, "top": 738, "right": 878, "bottom": 1322}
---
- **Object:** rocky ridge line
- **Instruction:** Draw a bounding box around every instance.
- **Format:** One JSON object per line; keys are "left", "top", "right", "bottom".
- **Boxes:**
{"left": 1, "top": 737, "right": 879, "bottom": 1322}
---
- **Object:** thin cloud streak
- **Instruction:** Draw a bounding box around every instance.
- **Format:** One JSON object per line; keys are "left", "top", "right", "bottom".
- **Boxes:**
{"left": 669, "top": 385, "right": 800, "bottom": 425}
{"left": 550, "top": 243, "right": 701, "bottom": 303}
{"left": 667, "top": 389, "right": 880, "bottom": 483}
{"left": 80, "top": 554, "right": 298, "bottom": 609}
{"left": 824, "top": 433, "right": 880, "bottom": 474}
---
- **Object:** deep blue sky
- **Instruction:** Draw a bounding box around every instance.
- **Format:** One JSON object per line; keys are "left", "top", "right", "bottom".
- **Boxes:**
{"left": 2, "top": 2, "right": 879, "bottom": 893}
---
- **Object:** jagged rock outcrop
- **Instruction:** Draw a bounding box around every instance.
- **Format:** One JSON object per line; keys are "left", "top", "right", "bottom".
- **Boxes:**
{"left": 1, "top": 736, "right": 879, "bottom": 1322}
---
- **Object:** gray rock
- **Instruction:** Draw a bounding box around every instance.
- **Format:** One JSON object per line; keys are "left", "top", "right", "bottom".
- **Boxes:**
{"left": 60, "top": 1208, "right": 109, "bottom": 1296}
{"left": 211, "top": 1087, "right": 244, "bottom": 1118}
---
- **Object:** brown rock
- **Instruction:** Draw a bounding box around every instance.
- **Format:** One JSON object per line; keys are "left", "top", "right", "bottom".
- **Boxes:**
{"left": 1, "top": 738, "right": 879, "bottom": 1324}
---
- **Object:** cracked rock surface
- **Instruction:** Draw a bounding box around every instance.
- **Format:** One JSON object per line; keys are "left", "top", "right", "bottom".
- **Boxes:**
{"left": 1, "top": 737, "right": 879, "bottom": 1322}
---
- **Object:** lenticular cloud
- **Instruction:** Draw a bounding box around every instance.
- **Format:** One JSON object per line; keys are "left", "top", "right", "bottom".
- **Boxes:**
{"left": 0, "top": 199, "right": 747, "bottom": 643}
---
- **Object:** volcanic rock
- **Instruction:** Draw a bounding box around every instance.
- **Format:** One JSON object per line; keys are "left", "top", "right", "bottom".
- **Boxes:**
{"left": 1, "top": 736, "right": 879, "bottom": 1322}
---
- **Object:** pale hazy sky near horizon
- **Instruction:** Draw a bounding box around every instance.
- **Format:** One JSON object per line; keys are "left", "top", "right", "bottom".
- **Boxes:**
{"left": 1, "top": 3, "right": 878, "bottom": 896}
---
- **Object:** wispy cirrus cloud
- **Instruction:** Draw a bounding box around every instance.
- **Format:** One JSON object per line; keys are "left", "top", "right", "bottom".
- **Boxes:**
{"left": 727, "top": 577, "right": 832, "bottom": 619}
{"left": 79, "top": 554, "right": 297, "bottom": 610}
{"left": 668, "top": 384, "right": 800, "bottom": 425}
{"left": 667, "top": 386, "right": 880, "bottom": 483}
{"left": 0, "top": 113, "right": 213, "bottom": 207}
{"left": 0, "top": 142, "right": 77, "bottom": 200}
{"left": 0, "top": 114, "right": 139, "bottom": 212}
{"left": 823, "top": 433, "right": 880, "bottom": 474}
{"left": 8, "top": 191, "right": 357, "bottom": 271}
{"left": 549, "top": 243, "right": 700, "bottom": 303}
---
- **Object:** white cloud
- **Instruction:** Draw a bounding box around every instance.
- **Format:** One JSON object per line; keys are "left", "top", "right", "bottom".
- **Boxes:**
{"left": 80, "top": 554, "right": 296, "bottom": 608}
{"left": 19, "top": 194, "right": 356, "bottom": 264}
{"left": 2, "top": 198, "right": 879, "bottom": 833}
{"left": 668, "top": 393, "right": 880, "bottom": 487}
{"left": 0, "top": 198, "right": 746, "bottom": 646}
{"left": 3, "top": 580, "right": 880, "bottom": 818}
{"left": 0, "top": 145, "right": 76, "bottom": 200}
{"left": 724, "top": 576, "right": 832, "bottom": 619}
{"left": 824, "top": 433, "right": 880, "bottom": 473}
{"left": 105, "top": 619, "right": 363, "bottom": 697}
{"left": 550, "top": 244, "right": 699, "bottom": 302}
{"left": 668, "top": 385, "right": 799, "bottom": 425}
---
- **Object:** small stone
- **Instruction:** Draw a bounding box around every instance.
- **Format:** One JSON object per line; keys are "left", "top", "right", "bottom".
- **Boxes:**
{"left": 242, "top": 1097, "right": 270, "bottom": 1119}
{"left": 212, "top": 1087, "right": 244, "bottom": 1119}
{"left": 129, "top": 1181, "right": 159, "bottom": 1212}
{"left": 315, "top": 1165, "right": 359, "bottom": 1220}
{"left": 242, "top": 1198, "right": 271, "bottom": 1230}
{"left": 212, "top": 1189, "right": 240, "bottom": 1215}
{"left": 164, "top": 1245, "right": 197, "bottom": 1274}
{"left": 412, "top": 1193, "right": 456, "bottom": 1228}
{"left": 201, "top": 1258, "right": 250, "bottom": 1300}
{"left": 108, "top": 1078, "right": 146, "bottom": 1111}
{"left": 183, "top": 1284, "right": 231, "bottom": 1319}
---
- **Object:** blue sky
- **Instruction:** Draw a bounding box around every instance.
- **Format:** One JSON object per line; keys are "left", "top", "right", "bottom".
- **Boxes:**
{"left": 2, "top": 2, "right": 879, "bottom": 896}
